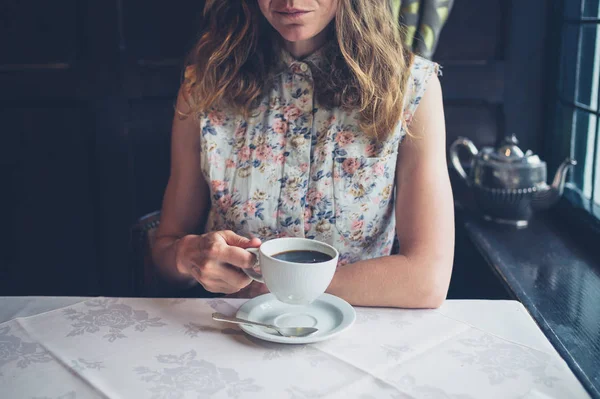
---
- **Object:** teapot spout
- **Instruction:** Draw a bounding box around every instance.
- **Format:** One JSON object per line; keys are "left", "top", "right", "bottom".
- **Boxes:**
{"left": 551, "top": 158, "right": 577, "bottom": 193}
{"left": 532, "top": 158, "right": 577, "bottom": 209}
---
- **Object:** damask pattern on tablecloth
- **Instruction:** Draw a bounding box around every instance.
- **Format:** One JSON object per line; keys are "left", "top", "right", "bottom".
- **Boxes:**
{"left": 381, "top": 344, "right": 414, "bottom": 361}
{"left": 259, "top": 342, "right": 330, "bottom": 367}
{"left": 135, "top": 350, "right": 262, "bottom": 399}
{"left": 448, "top": 332, "right": 559, "bottom": 386}
{"left": 0, "top": 325, "right": 52, "bottom": 375}
{"left": 183, "top": 321, "right": 214, "bottom": 337}
{"left": 32, "top": 391, "right": 78, "bottom": 399}
{"left": 184, "top": 321, "right": 245, "bottom": 338}
{"left": 286, "top": 379, "right": 406, "bottom": 399}
{"left": 62, "top": 298, "right": 166, "bottom": 342}
{"left": 380, "top": 327, "right": 580, "bottom": 399}
{"left": 354, "top": 310, "right": 380, "bottom": 325}
{"left": 70, "top": 358, "right": 104, "bottom": 372}
{"left": 393, "top": 375, "right": 476, "bottom": 399}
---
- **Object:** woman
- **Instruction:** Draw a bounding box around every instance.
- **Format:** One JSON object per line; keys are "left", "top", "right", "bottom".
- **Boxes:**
{"left": 152, "top": 0, "right": 454, "bottom": 308}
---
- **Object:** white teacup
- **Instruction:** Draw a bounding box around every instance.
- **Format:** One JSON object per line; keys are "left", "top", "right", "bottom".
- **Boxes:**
{"left": 244, "top": 238, "right": 338, "bottom": 305}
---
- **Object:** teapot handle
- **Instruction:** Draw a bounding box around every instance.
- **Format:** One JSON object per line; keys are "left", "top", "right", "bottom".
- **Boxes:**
{"left": 449, "top": 138, "right": 478, "bottom": 183}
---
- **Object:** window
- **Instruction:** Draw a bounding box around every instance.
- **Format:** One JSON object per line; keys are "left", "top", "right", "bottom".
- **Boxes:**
{"left": 554, "top": 0, "right": 600, "bottom": 220}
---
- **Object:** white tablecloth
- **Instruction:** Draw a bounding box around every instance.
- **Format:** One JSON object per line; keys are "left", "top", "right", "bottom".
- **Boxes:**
{"left": 0, "top": 297, "right": 590, "bottom": 399}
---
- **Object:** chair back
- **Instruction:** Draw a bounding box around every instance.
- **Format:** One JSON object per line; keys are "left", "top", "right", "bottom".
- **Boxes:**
{"left": 130, "top": 210, "right": 161, "bottom": 296}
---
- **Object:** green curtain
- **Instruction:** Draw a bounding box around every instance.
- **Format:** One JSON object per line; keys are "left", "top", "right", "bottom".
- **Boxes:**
{"left": 391, "top": 0, "right": 454, "bottom": 59}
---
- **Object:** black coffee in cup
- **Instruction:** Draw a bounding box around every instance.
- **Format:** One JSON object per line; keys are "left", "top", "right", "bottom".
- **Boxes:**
{"left": 272, "top": 250, "right": 333, "bottom": 264}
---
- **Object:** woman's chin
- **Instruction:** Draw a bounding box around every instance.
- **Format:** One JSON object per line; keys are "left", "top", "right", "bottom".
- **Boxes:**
{"left": 275, "top": 26, "right": 319, "bottom": 43}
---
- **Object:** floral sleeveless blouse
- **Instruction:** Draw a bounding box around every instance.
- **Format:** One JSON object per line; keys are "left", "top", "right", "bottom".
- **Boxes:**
{"left": 196, "top": 49, "right": 439, "bottom": 266}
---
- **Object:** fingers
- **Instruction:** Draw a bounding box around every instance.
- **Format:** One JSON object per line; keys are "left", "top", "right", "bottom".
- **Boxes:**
{"left": 247, "top": 237, "right": 262, "bottom": 248}
{"left": 187, "top": 262, "right": 251, "bottom": 294}
{"left": 202, "top": 232, "right": 259, "bottom": 269}
{"left": 175, "top": 231, "right": 261, "bottom": 294}
{"left": 218, "top": 246, "right": 258, "bottom": 269}
{"left": 217, "top": 263, "right": 253, "bottom": 287}
{"left": 217, "top": 230, "right": 262, "bottom": 249}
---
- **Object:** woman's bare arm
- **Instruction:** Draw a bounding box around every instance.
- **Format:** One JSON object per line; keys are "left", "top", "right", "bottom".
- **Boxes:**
{"left": 151, "top": 86, "right": 209, "bottom": 285}
{"left": 326, "top": 75, "right": 455, "bottom": 308}
{"left": 151, "top": 81, "right": 259, "bottom": 294}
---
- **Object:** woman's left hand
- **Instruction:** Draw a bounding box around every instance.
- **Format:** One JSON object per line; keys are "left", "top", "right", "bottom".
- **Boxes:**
{"left": 224, "top": 281, "right": 270, "bottom": 299}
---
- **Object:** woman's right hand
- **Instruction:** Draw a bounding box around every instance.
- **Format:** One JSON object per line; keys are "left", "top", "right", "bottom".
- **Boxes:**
{"left": 174, "top": 230, "right": 262, "bottom": 294}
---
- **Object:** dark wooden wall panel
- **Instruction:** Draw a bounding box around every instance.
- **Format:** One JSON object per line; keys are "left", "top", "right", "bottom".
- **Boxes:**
{"left": 0, "top": 0, "right": 80, "bottom": 99}
{"left": 504, "top": 0, "right": 549, "bottom": 153}
{"left": 1, "top": 1, "right": 120, "bottom": 295}
{"left": 91, "top": 1, "right": 205, "bottom": 295}
{"left": 442, "top": 64, "right": 504, "bottom": 103}
{"left": 122, "top": 0, "right": 203, "bottom": 61}
{"left": 0, "top": 1, "right": 78, "bottom": 66}
{"left": 128, "top": 100, "right": 173, "bottom": 218}
{"left": 445, "top": 105, "right": 500, "bottom": 149}
{"left": 435, "top": 0, "right": 507, "bottom": 158}
{"left": 435, "top": 0, "right": 505, "bottom": 61}
{"left": 124, "top": 66, "right": 182, "bottom": 99}
{"left": 436, "top": 0, "right": 547, "bottom": 160}
{"left": 0, "top": 105, "right": 98, "bottom": 295}
{"left": 121, "top": 0, "right": 204, "bottom": 98}
{"left": 435, "top": 0, "right": 548, "bottom": 152}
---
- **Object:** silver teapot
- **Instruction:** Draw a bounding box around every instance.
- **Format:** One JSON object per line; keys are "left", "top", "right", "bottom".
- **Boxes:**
{"left": 449, "top": 134, "right": 576, "bottom": 227}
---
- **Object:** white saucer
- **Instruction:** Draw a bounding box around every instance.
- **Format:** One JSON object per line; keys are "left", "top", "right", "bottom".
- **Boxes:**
{"left": 236, "top": 293, "right": 356, "bottom": 344}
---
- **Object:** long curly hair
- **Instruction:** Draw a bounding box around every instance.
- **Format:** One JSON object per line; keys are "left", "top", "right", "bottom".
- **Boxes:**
{"left": 184, "top": 0, "right": 414, "bottom": 140}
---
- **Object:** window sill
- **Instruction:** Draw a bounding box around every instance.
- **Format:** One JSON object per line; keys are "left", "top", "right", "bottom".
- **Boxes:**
{"left": 453, "top": 177, "right": 600, "bottom": 398}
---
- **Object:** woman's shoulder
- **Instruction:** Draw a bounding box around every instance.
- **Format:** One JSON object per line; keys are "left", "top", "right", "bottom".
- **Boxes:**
{"left": 177, "top": 65, "right": 199, "bottom": 111}
{"left": 182, "top": 65, "right": 198, "bottom": 95}
{"left": 403, "top": 55, "right": 442, "bottom": 120}
{"left": 409, "top": 55, "right": 441, "bottom": 85}
{"left": 184, "top": 65, "right": 197, "bottom": 84}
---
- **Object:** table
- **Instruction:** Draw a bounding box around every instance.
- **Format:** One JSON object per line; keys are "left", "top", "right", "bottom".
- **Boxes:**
{"left": 462, "top": 211, "right": 600, "bottom": 398}
{"left": 0, "top": 297, "right": 591, "bottom": 398}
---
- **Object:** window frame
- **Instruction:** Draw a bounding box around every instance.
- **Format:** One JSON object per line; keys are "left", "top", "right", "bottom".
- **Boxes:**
{"left": 547, "top": 0, "right": 600, "bottom": 229}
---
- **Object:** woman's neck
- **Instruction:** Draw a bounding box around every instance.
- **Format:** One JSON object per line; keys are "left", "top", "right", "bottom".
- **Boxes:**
{"left": 283, "top": 27, "right": 331, "bottom": 59}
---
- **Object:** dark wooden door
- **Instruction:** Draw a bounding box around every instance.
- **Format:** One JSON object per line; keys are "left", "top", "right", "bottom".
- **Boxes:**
{"left": 95, "top": 0, "right": 205, "bottom": 295}
{"left": 1, "top": 1, "right": 204, "bottom": 296}
{"left": 435, "top": 0, "right": 548, "bottom": 153}
{"left": 0, "top": 1, "right": 117, "bottom": 295}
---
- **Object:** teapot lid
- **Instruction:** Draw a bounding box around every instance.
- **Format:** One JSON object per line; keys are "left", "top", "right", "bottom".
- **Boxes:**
{"left": 483, "top": 134, "right": 541, "bottom": 165}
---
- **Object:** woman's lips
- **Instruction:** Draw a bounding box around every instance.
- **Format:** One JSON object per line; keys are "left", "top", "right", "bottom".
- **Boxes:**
{"left": 275, "top": 10, "right": 313, "bottom": 20}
